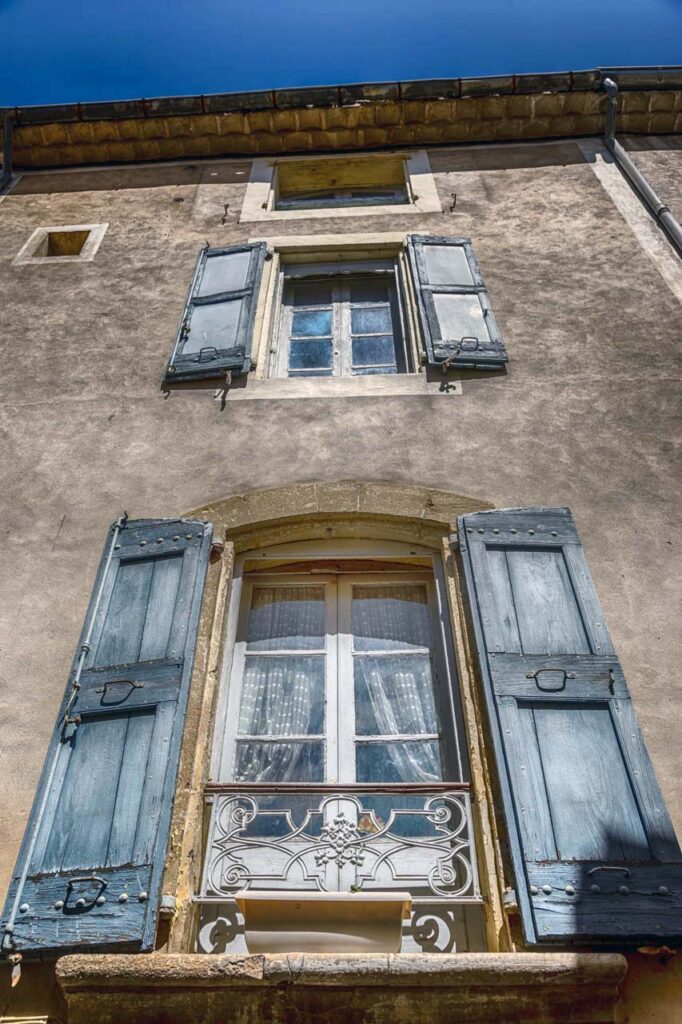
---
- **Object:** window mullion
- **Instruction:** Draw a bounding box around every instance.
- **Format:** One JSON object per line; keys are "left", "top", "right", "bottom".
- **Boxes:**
{"left": 336, "top": 283, "right": 351, "bottom": 377}
{"left": 336, "top": 576, "right": 356, "bottom": 782}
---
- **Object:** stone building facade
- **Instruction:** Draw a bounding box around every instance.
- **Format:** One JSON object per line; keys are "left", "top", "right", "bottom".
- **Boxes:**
{"left": 0, "top": 68, "right": 681, "bottom": 1023}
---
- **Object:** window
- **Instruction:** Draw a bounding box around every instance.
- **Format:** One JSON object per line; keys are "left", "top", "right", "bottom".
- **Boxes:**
{"left": 13, "top": 223, "right": 108, "bottom": 265}
{"left": 274, "top": 262, "right": 409, "bottom": 378}
{"left": 3, "top": 507, "right": 681, "bottom": 959}
{"left": 240, "top": 151, "right": 441, "bottom": 222}
{"left": 164, "top": 235, "right": 508, "bottom": 387}
{"left": 200, "top": 543, "right": 485, "bottom": 953}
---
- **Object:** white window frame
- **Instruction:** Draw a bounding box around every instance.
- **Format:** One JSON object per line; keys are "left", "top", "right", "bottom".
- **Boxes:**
{"left": 240, "top": 150, "right": 441, "bottom": 222}
{"left": 271, "top": 259, "right": 411, "bottom": 379}
{"left": 212, "top": 540, "right": 468, "bottom": 785}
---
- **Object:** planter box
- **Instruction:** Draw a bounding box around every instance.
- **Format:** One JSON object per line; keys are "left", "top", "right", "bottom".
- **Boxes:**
{"left": 235, "top": 890, "right": 412, "bottom": 954}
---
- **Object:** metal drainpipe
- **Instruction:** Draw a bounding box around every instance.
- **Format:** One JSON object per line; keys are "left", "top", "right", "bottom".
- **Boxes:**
{"left": 0, "top": 110, "right": 13, "bottom": 192}
{"left": 602, "top": 77, "right": 682, "bottom": 258}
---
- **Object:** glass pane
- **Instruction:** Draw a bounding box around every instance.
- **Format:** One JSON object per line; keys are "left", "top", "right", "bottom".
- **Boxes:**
{"left": 354, "top": 654, "right": 438, "bottom": 735}
{"left": 247, "top": 585, "right": 325, "bottom": 651}
{"left": 352, "top": 335, "right": 396, "bottom": 368}
{"left": 239, "top": 655, "right": 325, "bottom": 736}
{"left": 353, "top": 366, "right": 397, "bottom": 376}
{"left": 356, "top": 740, "right": 442, "bottom": 783}
{"left": 292, "top": 309, "right": 332, "bottom": 337}
{"left": 289, "top": 339, "right": 333, "bottom": 371}
{"left": 432, "top": 293, "right": 487, "bottom": 342}
{"left": 351, "top": 306, "right": 392, "bottom": 335}
{"left": 234, "top": 740, "right": 324, "bottom": 783}
{"left": 423, "top": 244, "right": 474, "bottom": 286}
{"left": 350, "top": 280, "right": 390, "bottom": 304}
{"left": 184, "top": 299, "right": 242, "bottom": 354}
{"left": 197, "top": 251, "right": 251, "bottom": 296}
{"left": 352, "top": 584, "right": 430, "bottom": 651}
{"left": 293, "top": 282, "right": 333, "bottom": 306}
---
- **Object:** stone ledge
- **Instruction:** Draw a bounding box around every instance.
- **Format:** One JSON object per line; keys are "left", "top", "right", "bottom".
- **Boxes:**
{"left": 56, "top": 952, "right": 627, "bottom": 1024}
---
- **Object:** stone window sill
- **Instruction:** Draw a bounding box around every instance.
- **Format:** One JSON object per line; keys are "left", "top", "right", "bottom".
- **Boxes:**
{"left": 56, "top": 951, "right": 626, "bottom": 1024}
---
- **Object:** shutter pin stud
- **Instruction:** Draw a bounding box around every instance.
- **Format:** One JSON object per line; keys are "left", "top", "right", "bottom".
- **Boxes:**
{"left": 659, "top": 886, "right": 669, "bottom": 895}
{"left": 96, "top": 895, "right": 106, "bottom": 905}
{"left": 565, "top": 885, "right": 575, "bottom": 895}
{"left": 590, "top": 884, "right": 601, "bottom": 893}
{"left": 118, "top": 893, "right": 129, "bottom": 903}
{"left": 54, "top": 900, "right": 64, "bottom": 910}
{"left": 530, "top": 885, "right": 539, "bottom": 895}
{"left": 510, "top": 528, "right": 517, "bottom": 534}
{"left": 139, "top": 541, "right": 146, "bottom": 547}
{"left": 542, "top": 884, "right": 552, "bottom": 894}
{"left": 528, "top": 529, "right": 535, "bottom": 535}
{"left": 19, "top": 903, "right": 29, "bottom": 914}
{"left": 619, "top": 885, "right": 629, "bottom": 895}
{"left": 185, "top": 534, "right": 193, "bottom": 539}
{"left": 75, "top": 898, "right": 86, "bottom": 908}
{"left": 173, "top": 535, "right": 180, "bottom": 541}
{"left": 138, "top": 891, "right": 148, "bottom": 902}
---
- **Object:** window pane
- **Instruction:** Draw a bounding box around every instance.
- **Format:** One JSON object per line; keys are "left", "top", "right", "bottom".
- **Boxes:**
{"left": 354, "top": 654, "right": 438, "bottom": 735}
{"left": 292, "top": 309, "right": 332, "bottom": 338}
{"left": 247, "top": 585, "right": 325, "bottom": 651}
{"left": 356, "top": 740, "right": 442, "bottom": 783}
{"left": 432, "top": 293, "right": 487, "bottom": 342}
{"left": 289, "top": 339, "right": 333, "bottom": 371}
{"left": 197, "top": 251, "right": 251, "bottom": 296}
{"left": 352, "top": 584, "right": 430, "bottom": 651}
{"left": 353, "top": 367, "right": 397, "bottom": 376}
{"left": 350, "top": 280, "right": 390, "bottom": 304}
{"left": 184, "top": 299, "right": 242, "bottom": 354}
{"left": 235, "top": 740, "right": 324, "bottom": 783}
{"left": 423, "top": 245, "right": 474, "bottom": 286}
{"left": 293, "top": 282, "right": 333, "bottom": 306}
{"left": 351, "top": 307, "right": 392, "bottom": 335}
{"left": 351, "top": 335, "right": 396, "bottom": 369}
{"left": 239, "top": 655, "right": 325, "bottom": 736}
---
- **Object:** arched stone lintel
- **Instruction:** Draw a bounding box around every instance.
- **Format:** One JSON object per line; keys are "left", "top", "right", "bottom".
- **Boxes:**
{"left": 187, "top": 480, "right": 493, "bottom": 551}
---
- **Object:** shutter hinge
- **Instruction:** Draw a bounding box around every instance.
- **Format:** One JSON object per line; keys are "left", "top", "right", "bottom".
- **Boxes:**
{"left": 159, "top": 895, "right": 177, "bottom": 918}
{"left": 448, "top": 533, "right": 459, "bottom": 552}
{"left": 502, "top": 888, "right": 519, "bottom": 914}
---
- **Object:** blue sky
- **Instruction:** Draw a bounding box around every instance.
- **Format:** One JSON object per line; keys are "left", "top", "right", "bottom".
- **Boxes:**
{"left": 1, "top": 0, "right": 681, "bottom": 107}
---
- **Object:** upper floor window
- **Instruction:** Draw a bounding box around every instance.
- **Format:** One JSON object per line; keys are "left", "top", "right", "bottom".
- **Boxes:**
{"left": 240, "top": 150, "right": 441, "bottom": 222}
{"left": 274, "top": 262, "right": 408, "bottom": 378}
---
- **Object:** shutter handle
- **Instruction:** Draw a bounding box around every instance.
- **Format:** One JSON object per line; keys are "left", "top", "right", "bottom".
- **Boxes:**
{"left": 587, "top": 866, "right": 631, "bottom": 878}
{"left": 95, "top": 679, "right": 143, "bottom": 705}
{"left": 525, "top": 668, "right": 576, "bottom": 691}
{"left": 194, "top": 346, "right": 219, "bottom": 363}
{"left": 64, "top": 875, "right": 108, "bottom": 912}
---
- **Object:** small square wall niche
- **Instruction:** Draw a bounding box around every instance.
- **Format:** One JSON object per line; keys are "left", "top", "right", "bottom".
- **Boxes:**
{"left": 13, "top": 223, "right": 108, "bottom": 265}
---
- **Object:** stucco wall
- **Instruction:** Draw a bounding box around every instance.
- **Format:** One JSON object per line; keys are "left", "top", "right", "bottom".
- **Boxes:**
{"left": 0, "top": 138, "right": 681, "bottom": 1018}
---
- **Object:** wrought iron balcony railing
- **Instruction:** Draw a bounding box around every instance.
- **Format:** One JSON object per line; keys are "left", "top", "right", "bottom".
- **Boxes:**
{"left": 199, "top": 784, "right": 481, "bottom": 904}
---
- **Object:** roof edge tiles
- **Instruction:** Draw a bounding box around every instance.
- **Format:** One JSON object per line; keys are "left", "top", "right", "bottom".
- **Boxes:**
{"left": 3, "top": 66, "right": 682, "bottom": 170}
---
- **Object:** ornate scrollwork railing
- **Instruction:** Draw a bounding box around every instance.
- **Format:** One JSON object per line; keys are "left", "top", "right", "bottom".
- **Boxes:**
{"left": 199, "top": 785, "right": 480, "bottom": 903}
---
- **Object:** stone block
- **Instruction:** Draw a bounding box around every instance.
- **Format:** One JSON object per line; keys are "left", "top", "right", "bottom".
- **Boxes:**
{"left": 619, "top": 113, "right": 651, "bottom": 133}
{"left": 402, "top": 101, "right": 428, "bottom": 124}
{"left": 478, "top": 96, "right": 508, "bottom": 120}
{"left": 374, "top": 103, "right": 402, "bottom": 126}
{"left": 621, "top": 92, "right": 649, "bottom": 114}
{"left": 507, "top": 95, "right": 534, "bottom": 119}
{"left": 534, "top": 93, "right": 566, "bottom": 117}
{"left": 340, "top": 104, "right": 375, "bottom": 129}
{"left": 65, "top": 122, "right": 95, "bottom": 145}
{"left": 245, "top": 110, "right": 272, "bottom": 134}
{"left": 106, "top": 141, "right": 137, "bottom": 162}
{"left": 648, "top": 111, "right": 677, "bottom": 133}
{"left": 115, "top": 118, "right": 146, "bottom": 140}
{"left": 39, "top": 122, "right": 69, "bottom": 146}
{"left": 564, "top": 92, "right": 602, "bottom": 116}
{"left": 548, "top": 115, "right": 579, "bottom": 136}
{"left": 360, "top": 127, "right": 391, "bottom": 147}
{"left": 573, "top": 113, "right": 602, "bottom": 134}
{"left": 425, "top": 100, "right": 453, "bottom": 123}
{"left": 215, "top": 112, "right": 246, "bottom": 135}
{"left": 15, "top": 125, "right": 44, "bottom": 148}
{"left": 132, "top": 139, "right": 162, "bottom": 161}
{"left": 452, "top": 97, "right": 480, "bottom": 121}
{"left": 517, "top": 117, "right": 552, "bottom": 139}
{"left": 387, "top": 125, "right": 416, "bottom": 145}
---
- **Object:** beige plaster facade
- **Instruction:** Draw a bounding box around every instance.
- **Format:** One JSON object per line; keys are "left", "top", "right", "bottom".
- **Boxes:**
{"left": 0, "top": 82, "right": 681, "bottom": 1021}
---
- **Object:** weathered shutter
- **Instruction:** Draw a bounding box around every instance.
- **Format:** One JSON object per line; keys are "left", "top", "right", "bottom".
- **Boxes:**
{"left": 457, "top": 507, "right": 681, "bottom": 945}
{"left": 406, "top": 235, "right": 507, "bottom": 369}
{"left": 164, "top": 242, "right": 267, "bottom": 384}
{"left": 1, "top": 516, "right": 211, "bottom": 955}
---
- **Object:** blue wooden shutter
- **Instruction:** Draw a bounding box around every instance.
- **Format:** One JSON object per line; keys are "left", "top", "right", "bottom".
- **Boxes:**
{"left": 1, "top": 516, "right": 211, "bottom": 955}
{"left": 164, "top": 242, "right": 267, "bottom": 384}
{"left": 457, "top": 507, "right": 681, "bottom": 945}
{"left": 406, "top": 235, "right": 507, "bottom": 369}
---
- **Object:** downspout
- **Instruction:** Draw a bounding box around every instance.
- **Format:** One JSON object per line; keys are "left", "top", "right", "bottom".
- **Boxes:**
{"left": 602, "top": 77, "right": 682, "bottom": 258}
{"left": 0, "top": 110, "right": 13, "bottom": 192}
